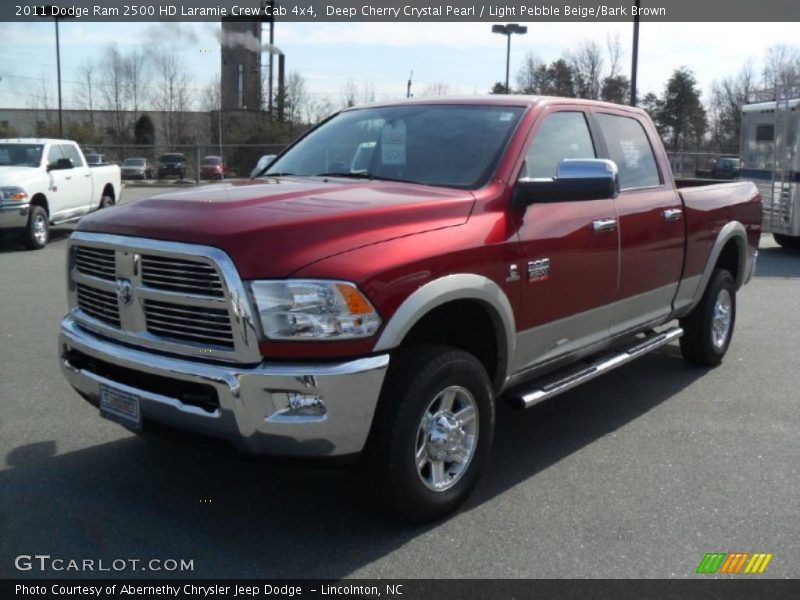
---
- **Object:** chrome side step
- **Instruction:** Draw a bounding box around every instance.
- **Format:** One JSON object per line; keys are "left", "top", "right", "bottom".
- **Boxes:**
{"left": 508, "top": 327, "right": 683, "bottom": 409}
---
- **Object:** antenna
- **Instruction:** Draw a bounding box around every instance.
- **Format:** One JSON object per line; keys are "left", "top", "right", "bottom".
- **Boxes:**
{"left": 407, "top": 70, "right": 413, "bottom": 98}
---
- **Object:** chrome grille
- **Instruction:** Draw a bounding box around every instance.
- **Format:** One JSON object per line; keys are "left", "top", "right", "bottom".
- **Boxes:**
{"left": 76, "top": 283, "right": 120, "bottom": 327}
{"left": 141, "top": 255, "right": 224, "bottom": 297}
{"left": 75, "top": 246, "right": 116, "bottom": 281}
{"left": 68, "top": 233, "right": 262, "bottom": 363}
{"left": 144, "top": 299, "right": 234, "bottom": 348}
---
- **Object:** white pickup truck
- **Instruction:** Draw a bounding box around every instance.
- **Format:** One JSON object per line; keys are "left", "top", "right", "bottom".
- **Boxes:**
{"left": 0, "top": 138, "right": 121, "bottom": 249}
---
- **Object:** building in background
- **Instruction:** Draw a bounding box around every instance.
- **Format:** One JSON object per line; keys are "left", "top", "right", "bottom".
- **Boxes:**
{"left": 220, "top": 18, "right": 263, "bottom": 112}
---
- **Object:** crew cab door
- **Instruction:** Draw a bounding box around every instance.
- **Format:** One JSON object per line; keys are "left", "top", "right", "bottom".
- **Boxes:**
{"left": 511, "top": 109, "right": 620, "bottom": 371}
{"left": 45, "top": 144, "right": 92, "bottom": 217}
{"left": 592, "top": 110, "right": 685, "bottom": 334}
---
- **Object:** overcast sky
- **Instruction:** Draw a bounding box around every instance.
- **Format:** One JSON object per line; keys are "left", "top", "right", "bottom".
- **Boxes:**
{"left": 1, "top": 21, "right": 798, "bottom": 110}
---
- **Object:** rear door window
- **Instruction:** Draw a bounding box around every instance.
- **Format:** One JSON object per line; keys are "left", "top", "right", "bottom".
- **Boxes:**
{"left": 595, "top": 113, "right": 661, "bottom": 189}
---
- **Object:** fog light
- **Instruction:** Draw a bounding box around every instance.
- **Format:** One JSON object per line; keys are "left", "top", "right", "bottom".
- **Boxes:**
{"left": 270, "top": 392, "right": 327, "bottom": 419}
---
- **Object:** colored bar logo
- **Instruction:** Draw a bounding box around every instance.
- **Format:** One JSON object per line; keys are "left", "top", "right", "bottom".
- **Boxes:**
{"left": 696, "top": 552, "right": 773, "bottom": 574}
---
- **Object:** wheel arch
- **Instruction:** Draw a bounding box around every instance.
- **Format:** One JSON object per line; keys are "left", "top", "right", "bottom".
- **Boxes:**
{"left": 102, "top": 183, "right": 115, "bottom": 200}
{"left": 373, "top": 274, "right": 516, "bottom": 394}
{"left": 30, "top": 192, "right": 49, "bottom": 216}
{"left": 683, "top": 221, "right": 749, "bottom": 317}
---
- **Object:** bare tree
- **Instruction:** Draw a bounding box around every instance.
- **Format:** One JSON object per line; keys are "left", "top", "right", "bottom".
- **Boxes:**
{"left": 125, "top": 49, "right": 149, "bottom": 118}
{"left": 606, "top": 33, "right": 623, "bottom": 79}
{"left": 28, "top": 74, "right": 55, "bottom": 135}
{"left": 567, "top": 40, "right": 604, "bottom": 100}
{"left": 284, "top": 71, "right": 307, "bottom": 126}
{"left": 306, "top": 95, "right": 336, "bottom": 124}
{"left": 201, "top": 77, "right": 222, "bottom": 113}
{"left": 151, "top": 48, "right": 193, "bottom": 145}
{"left": 340, "top": 80, "right": 358, "bottom": 108}
{"left": 361, "top": 80, "right": 377, "bottom": 104}
{"left": 762, "top": 44, "right": 800, "bottom": 96}
{"left": 516, "top": 52, "right": 545, "bottom": 94}
{"left": 421, "top": 81, "right": 450, "bottom": 96}
{"left": 72, "top": 60, "right": 97, "bottom": 128}
{"left": 708, "top": 61, "right": 756, "bottom": 151}
{"left": 98, "top": 44, "right": 131, "bottom": 142}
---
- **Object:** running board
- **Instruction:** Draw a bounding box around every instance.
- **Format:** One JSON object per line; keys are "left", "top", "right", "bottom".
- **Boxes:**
{"left": 508, "top": 327, "right": 683, "bottom": 409}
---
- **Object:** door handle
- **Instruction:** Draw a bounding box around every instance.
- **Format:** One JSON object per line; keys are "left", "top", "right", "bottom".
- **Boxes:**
{"left": 592, "top": 218, "right": 618, "bottom": 232}
{"left": 64, "top": 175, "right": 72, "bottom": 180}
{"left": 84, "top": 172, "right": 92, "bottom": 177}
{"left": 662, "top": 208, "right": 683, "bottom": 220}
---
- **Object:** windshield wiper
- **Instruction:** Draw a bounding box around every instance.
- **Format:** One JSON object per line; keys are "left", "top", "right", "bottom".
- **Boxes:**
{"left": 263, "top": 172, "right": 296, "bottom": 177}
{"left": 314, "top": 172, "right": 422, "bottom": 185}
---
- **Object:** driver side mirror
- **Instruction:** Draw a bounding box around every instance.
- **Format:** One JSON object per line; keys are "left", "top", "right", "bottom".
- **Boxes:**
{"left": 512, "top": 159, "right": 620, "bottom": 206}
{"left": 250, "top": 154, "right": 277, "bottom": 178}
{"left": 48, "top": 158, "right": 74, "bottom": 171}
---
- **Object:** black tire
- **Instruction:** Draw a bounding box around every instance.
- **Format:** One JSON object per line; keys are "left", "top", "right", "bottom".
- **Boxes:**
{"left": 773, "top": 234, "right": 800, "bottom": 250}
{"left": 679, "top": 269, "right": 736, "bottom": 366}
{"left": 21, "top": 205, "right": 49, "bottom": 250}
{"left": 98, "top": 195, "right": 114, "bottom": 210}
{"left": 364, "top": 344, "right": 495, "bottom": 522}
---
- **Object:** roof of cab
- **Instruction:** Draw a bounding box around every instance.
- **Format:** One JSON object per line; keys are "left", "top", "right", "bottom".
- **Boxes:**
{"left": 0, "top": 138, "right": 76, "bottom": 144}
{"left": 346, "top": 94, "right": 649, "bottom": 116}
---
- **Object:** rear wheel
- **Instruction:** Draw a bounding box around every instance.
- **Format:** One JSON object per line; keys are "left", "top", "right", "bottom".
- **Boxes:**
{"left": 98, "top": 195, "right": 114, "bottom": 210}
{"left": 21, "top": 205, "right": 49, "bottom": 250}
{"left": 679, "top": 269, "right": 736, "bottom": 366}
{"left": 365, "top": 345, "right": 495, "bottom": 522}
{"left": 773, "top": 234, "right": 800, "bottom": 249}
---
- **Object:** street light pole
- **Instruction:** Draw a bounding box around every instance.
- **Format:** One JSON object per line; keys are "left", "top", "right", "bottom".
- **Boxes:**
{"left": 55, "top": 16, "right": 63, "bottom": 137}
{"left": 492, "top": 24, "right": 527, "bottom": 94}
{"left": 630, "top": 0, "right": 640, "bottom": 106}
{"left": 505, "top": 33, "right": 511, "bottom": 94}
{"left": 38, "top": 7, "right": 72, "bottom": 138}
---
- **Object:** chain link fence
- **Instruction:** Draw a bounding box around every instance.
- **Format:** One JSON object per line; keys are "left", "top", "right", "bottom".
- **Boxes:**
{"left": 87, "top": 144, "right": 287, "bottom": 182}
{"left": 666, "top": 151, "right": 728, "bottom": 179}
{"left": 92, "top": 144, "right": 737, "bottom": 184}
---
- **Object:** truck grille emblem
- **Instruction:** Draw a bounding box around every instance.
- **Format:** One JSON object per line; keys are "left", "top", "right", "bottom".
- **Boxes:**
{"left": 116, "top": 278, "right": 133, "bottom": 306}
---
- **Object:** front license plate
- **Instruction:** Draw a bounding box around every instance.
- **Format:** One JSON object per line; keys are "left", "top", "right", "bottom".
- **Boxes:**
{"left": 100, "top": 385, "right": 142, "bottom": 432}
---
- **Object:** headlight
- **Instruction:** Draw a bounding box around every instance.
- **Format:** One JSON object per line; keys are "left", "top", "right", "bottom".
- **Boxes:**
{"left": 0, "top": 187, "right": 29, "bottom": 202}
{"left": 249, "top": 280, "right": 381, "bottom": 340}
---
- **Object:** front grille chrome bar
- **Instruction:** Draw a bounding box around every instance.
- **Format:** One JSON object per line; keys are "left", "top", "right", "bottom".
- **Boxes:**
{"left": 66, "top": 231, "right": 263, "bottom": 364}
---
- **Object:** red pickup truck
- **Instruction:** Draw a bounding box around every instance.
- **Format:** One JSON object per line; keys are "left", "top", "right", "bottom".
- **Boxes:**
{"left": 59, "top": 97, "right": 761, "bottom": 521}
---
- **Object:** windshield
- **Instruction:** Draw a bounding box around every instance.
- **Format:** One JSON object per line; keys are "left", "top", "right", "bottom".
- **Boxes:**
{"left": 0, "top": 144, "right": 44, "bottom": 167}
{"left": 266, "top": 104, "right": 526, "bottom": 189}
{"left": 123, "top": 159, "right": 145, "bottom": 166}
{"left": 202, "top": 157, "right": 221, "bottom": 165}
{"left": 160, "top": 155, "right": 184, "bottom": 163}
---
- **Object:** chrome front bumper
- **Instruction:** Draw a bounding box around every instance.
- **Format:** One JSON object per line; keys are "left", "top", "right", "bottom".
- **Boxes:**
{"left": 0, "top": 203, "right": 30, "bottom": 230}
{"left": 59, "top": 316, "right": 390, "bottom": 457}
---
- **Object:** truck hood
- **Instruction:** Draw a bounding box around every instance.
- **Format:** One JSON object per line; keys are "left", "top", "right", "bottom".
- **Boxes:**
{"left": 0, "top": 166, "right": 41, "bottom": 189}
{"left": 77, "top": 177, "right": 475, "bottom": 278}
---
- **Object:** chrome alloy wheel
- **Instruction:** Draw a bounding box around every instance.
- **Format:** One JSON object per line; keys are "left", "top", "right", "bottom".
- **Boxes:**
{"left": 32, "top": 213, "right": 48, "bottom": 245}
{"left": 711, "top": 288, "right": 733, "bottom": 349}
{"left": 415, "top": 385, "right": 478, "bottom": 492}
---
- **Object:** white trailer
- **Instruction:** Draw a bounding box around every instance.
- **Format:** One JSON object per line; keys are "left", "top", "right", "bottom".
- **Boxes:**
{"left": 740, "top": 88, "right": 800, "bottom": 248}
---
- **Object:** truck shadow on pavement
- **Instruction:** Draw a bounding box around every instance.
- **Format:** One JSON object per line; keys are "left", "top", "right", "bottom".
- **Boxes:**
{"left": 0, "top": 228, "right": 73, "bottom": 254}
{"left": 1, "top": 347, "right": 701, "bottom": 579}
{"left": 753, "top": 246, "right": 800, "bottom": 279}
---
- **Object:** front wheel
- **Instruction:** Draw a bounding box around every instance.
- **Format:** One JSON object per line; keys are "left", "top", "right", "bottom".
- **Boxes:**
{"left": 365, "top": 345, "right": 495, "bottom": 522}
{"left": 773, "top": 234, "right": 800, "bottom": 249}
{"left": 21, "top": 205, "right": 49, "bottom": 250}
{"left": 679, "top": 269, "right": 736, "bottom": 366}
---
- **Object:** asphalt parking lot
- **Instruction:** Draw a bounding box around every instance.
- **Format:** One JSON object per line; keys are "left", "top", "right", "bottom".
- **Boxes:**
{"left": 1, "top": 188, "right": 798, "bottom": 579}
